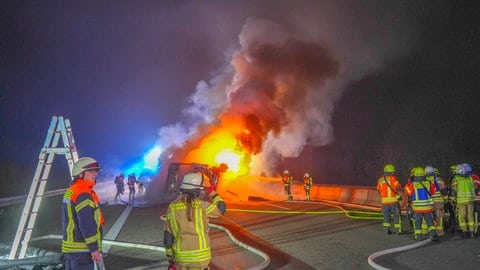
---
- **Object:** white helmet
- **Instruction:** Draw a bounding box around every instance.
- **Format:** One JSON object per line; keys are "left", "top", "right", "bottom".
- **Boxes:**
{"left": 283, "top": 170, "right": 289, "bottom": 175}
{"left": 304, "top": 173, "right": 310, "bottom": 178}
{"left": 180, "top": 172, "right": 204, "bottom": 190}
{"left": 455, "top": 164, "right": 467, "bottom": 175}
{"left": 72, "top": 157, "right": 101, "bottom": 178}
{"left": 424, "top": 166, "right": 435, "bottom": 176}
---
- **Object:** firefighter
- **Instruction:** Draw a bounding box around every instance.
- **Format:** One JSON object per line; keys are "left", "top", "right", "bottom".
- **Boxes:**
{"left": 303, "top": 172, "right": 313, "bottom": 201}
{"left": 470, "top": 165, "right": 480, "bottom": 235}
{"left": 114, "top": 172, "right": 125, "bottom": 202}
{"left": 282, "top": 170, "right": 293, "bottom": 200}
{"left": 425, "top": 166, "right": 447, "bottom": 236}
{"left": 209, "top": 163, "right": 228, "bottom": 190}
{"left": 164, "top": 172, "right": 226, "bottom": 270}
{"left": 444, "top": 164, "right": 459, "bottom": 233}
{"left": 376, "top": 164, "right": 403, "bottom": 235}
{"left": 404, "top": 167, "right": 439, "bottom": 241}
{"left": 62, "top": 157, "right": 105, "bottom": 269}
{"left": 127, "top": 173, "right": 137, "bottom": 203}
{"left": 451, "top": 164, "right": 476, "bottom": 238}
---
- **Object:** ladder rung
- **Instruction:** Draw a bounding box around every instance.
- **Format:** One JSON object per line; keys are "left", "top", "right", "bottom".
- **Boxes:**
{"left": 45, "top": 148, "right": 69, "bottom": 154}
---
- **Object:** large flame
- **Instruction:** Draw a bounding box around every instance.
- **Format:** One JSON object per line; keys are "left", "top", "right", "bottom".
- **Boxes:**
{"left": 184, "top": 116, "right": 252, "bottom": 180}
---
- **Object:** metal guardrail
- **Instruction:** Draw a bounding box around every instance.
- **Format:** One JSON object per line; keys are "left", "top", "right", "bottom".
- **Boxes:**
{"left": 0, "top": 188, "right": 66, "bottom": 208}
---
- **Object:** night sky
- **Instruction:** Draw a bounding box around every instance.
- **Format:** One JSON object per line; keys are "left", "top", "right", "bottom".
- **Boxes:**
{"left": 1, "top": 1, "right": 479, "bottom": 196}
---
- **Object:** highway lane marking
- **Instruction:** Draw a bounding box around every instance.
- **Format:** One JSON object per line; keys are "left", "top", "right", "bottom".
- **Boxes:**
{"left": 103, "top": 204, "right": 133, "bottom": 252}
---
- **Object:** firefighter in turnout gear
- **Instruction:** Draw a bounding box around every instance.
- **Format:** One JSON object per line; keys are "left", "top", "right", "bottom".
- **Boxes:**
{"left": 425, "top": 166, "right": 447, "bottom": 236}
{"left": 376, "top": 164, "right": 403, "bottom": 235}
{"left": 303, "top": 172, "right": 313, "bottom": 201}
{"left": 451, "top": 164, "right": 476, "bottom": 238}
{"left": 444, "top": 164, "right": 459, "bottom": 233}
{"left": 127, "top": 173, "right": 137, "bottom": 203}
{"left": 462, "top": 163, "right": 480, "bottom": 235}
{"left": 164, "top": 172, "right": 226, "bottom": 270}
{"left": 404, "top": 167, "right": 439, "bottom": 241}
{"left": 62, "top": 157, "right": 105, "bottom": 269}
{"left": 282, "top": 170, "right": 293, "bottom": 200}
{"left": 114, "top": 172, "right": 125, "bottom": 202}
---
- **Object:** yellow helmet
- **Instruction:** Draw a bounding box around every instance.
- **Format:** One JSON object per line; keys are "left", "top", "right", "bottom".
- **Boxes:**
{"left": 412, "top": 167, "right": 425, "bottom": 177}
{"left": 384, "top": 164, "right": 395, "bottom": 173}
{"left": 449, "top": 165, "right": 457, "bottom": 174}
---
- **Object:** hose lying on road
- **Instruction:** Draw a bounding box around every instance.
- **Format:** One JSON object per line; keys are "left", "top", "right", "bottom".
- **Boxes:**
{"left": 367, "top": 238, "right": 432, "bottom": 270}
{"left": 212, "top": 216, "right": 270, "bottom": 270}
{"left": 160, "top": 215, "right": 271, "bottom": 270}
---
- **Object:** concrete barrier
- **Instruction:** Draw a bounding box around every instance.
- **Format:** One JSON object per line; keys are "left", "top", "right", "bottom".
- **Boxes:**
{"left": 219, "top": 175, "right": 383, "bottom": 208}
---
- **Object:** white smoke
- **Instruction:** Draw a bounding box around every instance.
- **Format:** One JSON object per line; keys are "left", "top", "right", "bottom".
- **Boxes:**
{"left": 155, "top": 1, "right": 420, "bottom": 176}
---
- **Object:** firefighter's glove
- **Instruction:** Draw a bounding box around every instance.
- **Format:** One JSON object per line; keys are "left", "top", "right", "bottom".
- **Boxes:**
{"left": 167, "top": 256, "right": 177, "bottom": 270}
{"left": 207, "top": 182, "right": 216, "bottom": 194}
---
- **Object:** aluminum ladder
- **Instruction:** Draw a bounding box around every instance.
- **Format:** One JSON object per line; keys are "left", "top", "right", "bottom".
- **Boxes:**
{"left": 9, "top": 116, "right": 79, "bottom": 259}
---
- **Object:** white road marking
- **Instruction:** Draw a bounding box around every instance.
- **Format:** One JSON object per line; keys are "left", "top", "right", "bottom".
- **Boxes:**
{"left": 103, "top": 204, "right": 133, "bottom": 252}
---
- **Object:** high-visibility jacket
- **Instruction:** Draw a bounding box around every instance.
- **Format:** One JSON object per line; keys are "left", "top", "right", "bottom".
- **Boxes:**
{"left": 283, "top": 175, "right": 293, "bottom": 187}
{"left": 376, "top": 174, "right": 401, "bottom": 204}
{"left": 62, "top": 179, "right": 104, "bottom": 253}
{"left": 404, "top": 179, "right": 436, "bottom": 213}
{"left": 452, "top": 175, "right": 475, "bottom": 204}
{"left": 164, "top": 191, "right": 225, "bottom": 266}
{"left": 426, "top": 175, "right": 446, "bottom": 203}
{"left": 303, "top": 176, "right": 313, "bottom": 190}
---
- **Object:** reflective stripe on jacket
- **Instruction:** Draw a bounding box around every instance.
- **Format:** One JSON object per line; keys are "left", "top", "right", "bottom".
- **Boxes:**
{"left": 426, "top": 175, "right": 446, "bottom": 203}
{"left": 405, "top": 180, "right": 435, "bottom": 212}
{"left": 62, "top": 179, "right": 103, "bottom": 253}
{"left": 164, "top": 191, "right": 225, "bottom": 265}
{"left": 303, "top": 177, "right": 313, "bottom": 190}
{"left": 283, "top": 175, "right": 293, "bottom": 186}
{"left": 376, "top": 175, "right": 401, "bottom": 204}
{"left": 452, "top": 175, "right": 475, "bottom": 204}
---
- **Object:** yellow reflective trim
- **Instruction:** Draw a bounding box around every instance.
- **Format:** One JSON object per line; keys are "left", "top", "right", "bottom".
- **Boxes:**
{"left": 174, "top": 247, "right": 211, "bottom": 263}
{"left": 195, "top": 206, "right": 207, "bottom": 250}
{"left": 64, "top": 189, "right": 74, "bottom": 200}
{"left": 66, "top": 203, "right": 75, "bottom": 242}
{"left": 75, "top": 199, "right": 94, "bottom": 212}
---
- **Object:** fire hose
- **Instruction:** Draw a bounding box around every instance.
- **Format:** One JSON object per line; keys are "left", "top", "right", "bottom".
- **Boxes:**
{"left": 367, "top": 238, "right": 432, "bottom": 270}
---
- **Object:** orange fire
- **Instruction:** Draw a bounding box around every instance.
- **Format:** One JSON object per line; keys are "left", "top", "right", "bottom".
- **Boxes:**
{"left": 183, "top": 116, "right": 252, "bottom": 180}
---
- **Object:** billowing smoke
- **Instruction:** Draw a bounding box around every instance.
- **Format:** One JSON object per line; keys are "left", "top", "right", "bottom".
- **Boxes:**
{"left": 155, "top": 4, "right": 417, "bottom": 177}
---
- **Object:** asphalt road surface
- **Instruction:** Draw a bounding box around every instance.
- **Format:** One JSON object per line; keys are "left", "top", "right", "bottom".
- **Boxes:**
{"left": 1, "top": 189, "right": 480, "bottom": 269}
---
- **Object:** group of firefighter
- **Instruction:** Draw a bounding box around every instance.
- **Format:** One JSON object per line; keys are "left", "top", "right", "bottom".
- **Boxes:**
{"left": 114, "top": 172, "right": 142, "bottom": 203}
{"left": 377, "top": 163, "right": 480, "bottom": 241}
{"left": 282, "top": 169, "right": 313, "bottom": 201}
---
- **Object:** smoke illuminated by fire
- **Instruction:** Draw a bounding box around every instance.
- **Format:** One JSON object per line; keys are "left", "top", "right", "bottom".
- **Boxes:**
{"left": 156, "top": 18, "right": 341, "bottom": 179}
{"left": 150, "top": 9, "right": 415, "bottom": 184}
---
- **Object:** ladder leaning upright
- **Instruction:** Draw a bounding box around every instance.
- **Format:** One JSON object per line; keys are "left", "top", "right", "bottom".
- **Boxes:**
{"left": 9, "top": 116, "right": 79, "bottom": 259}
